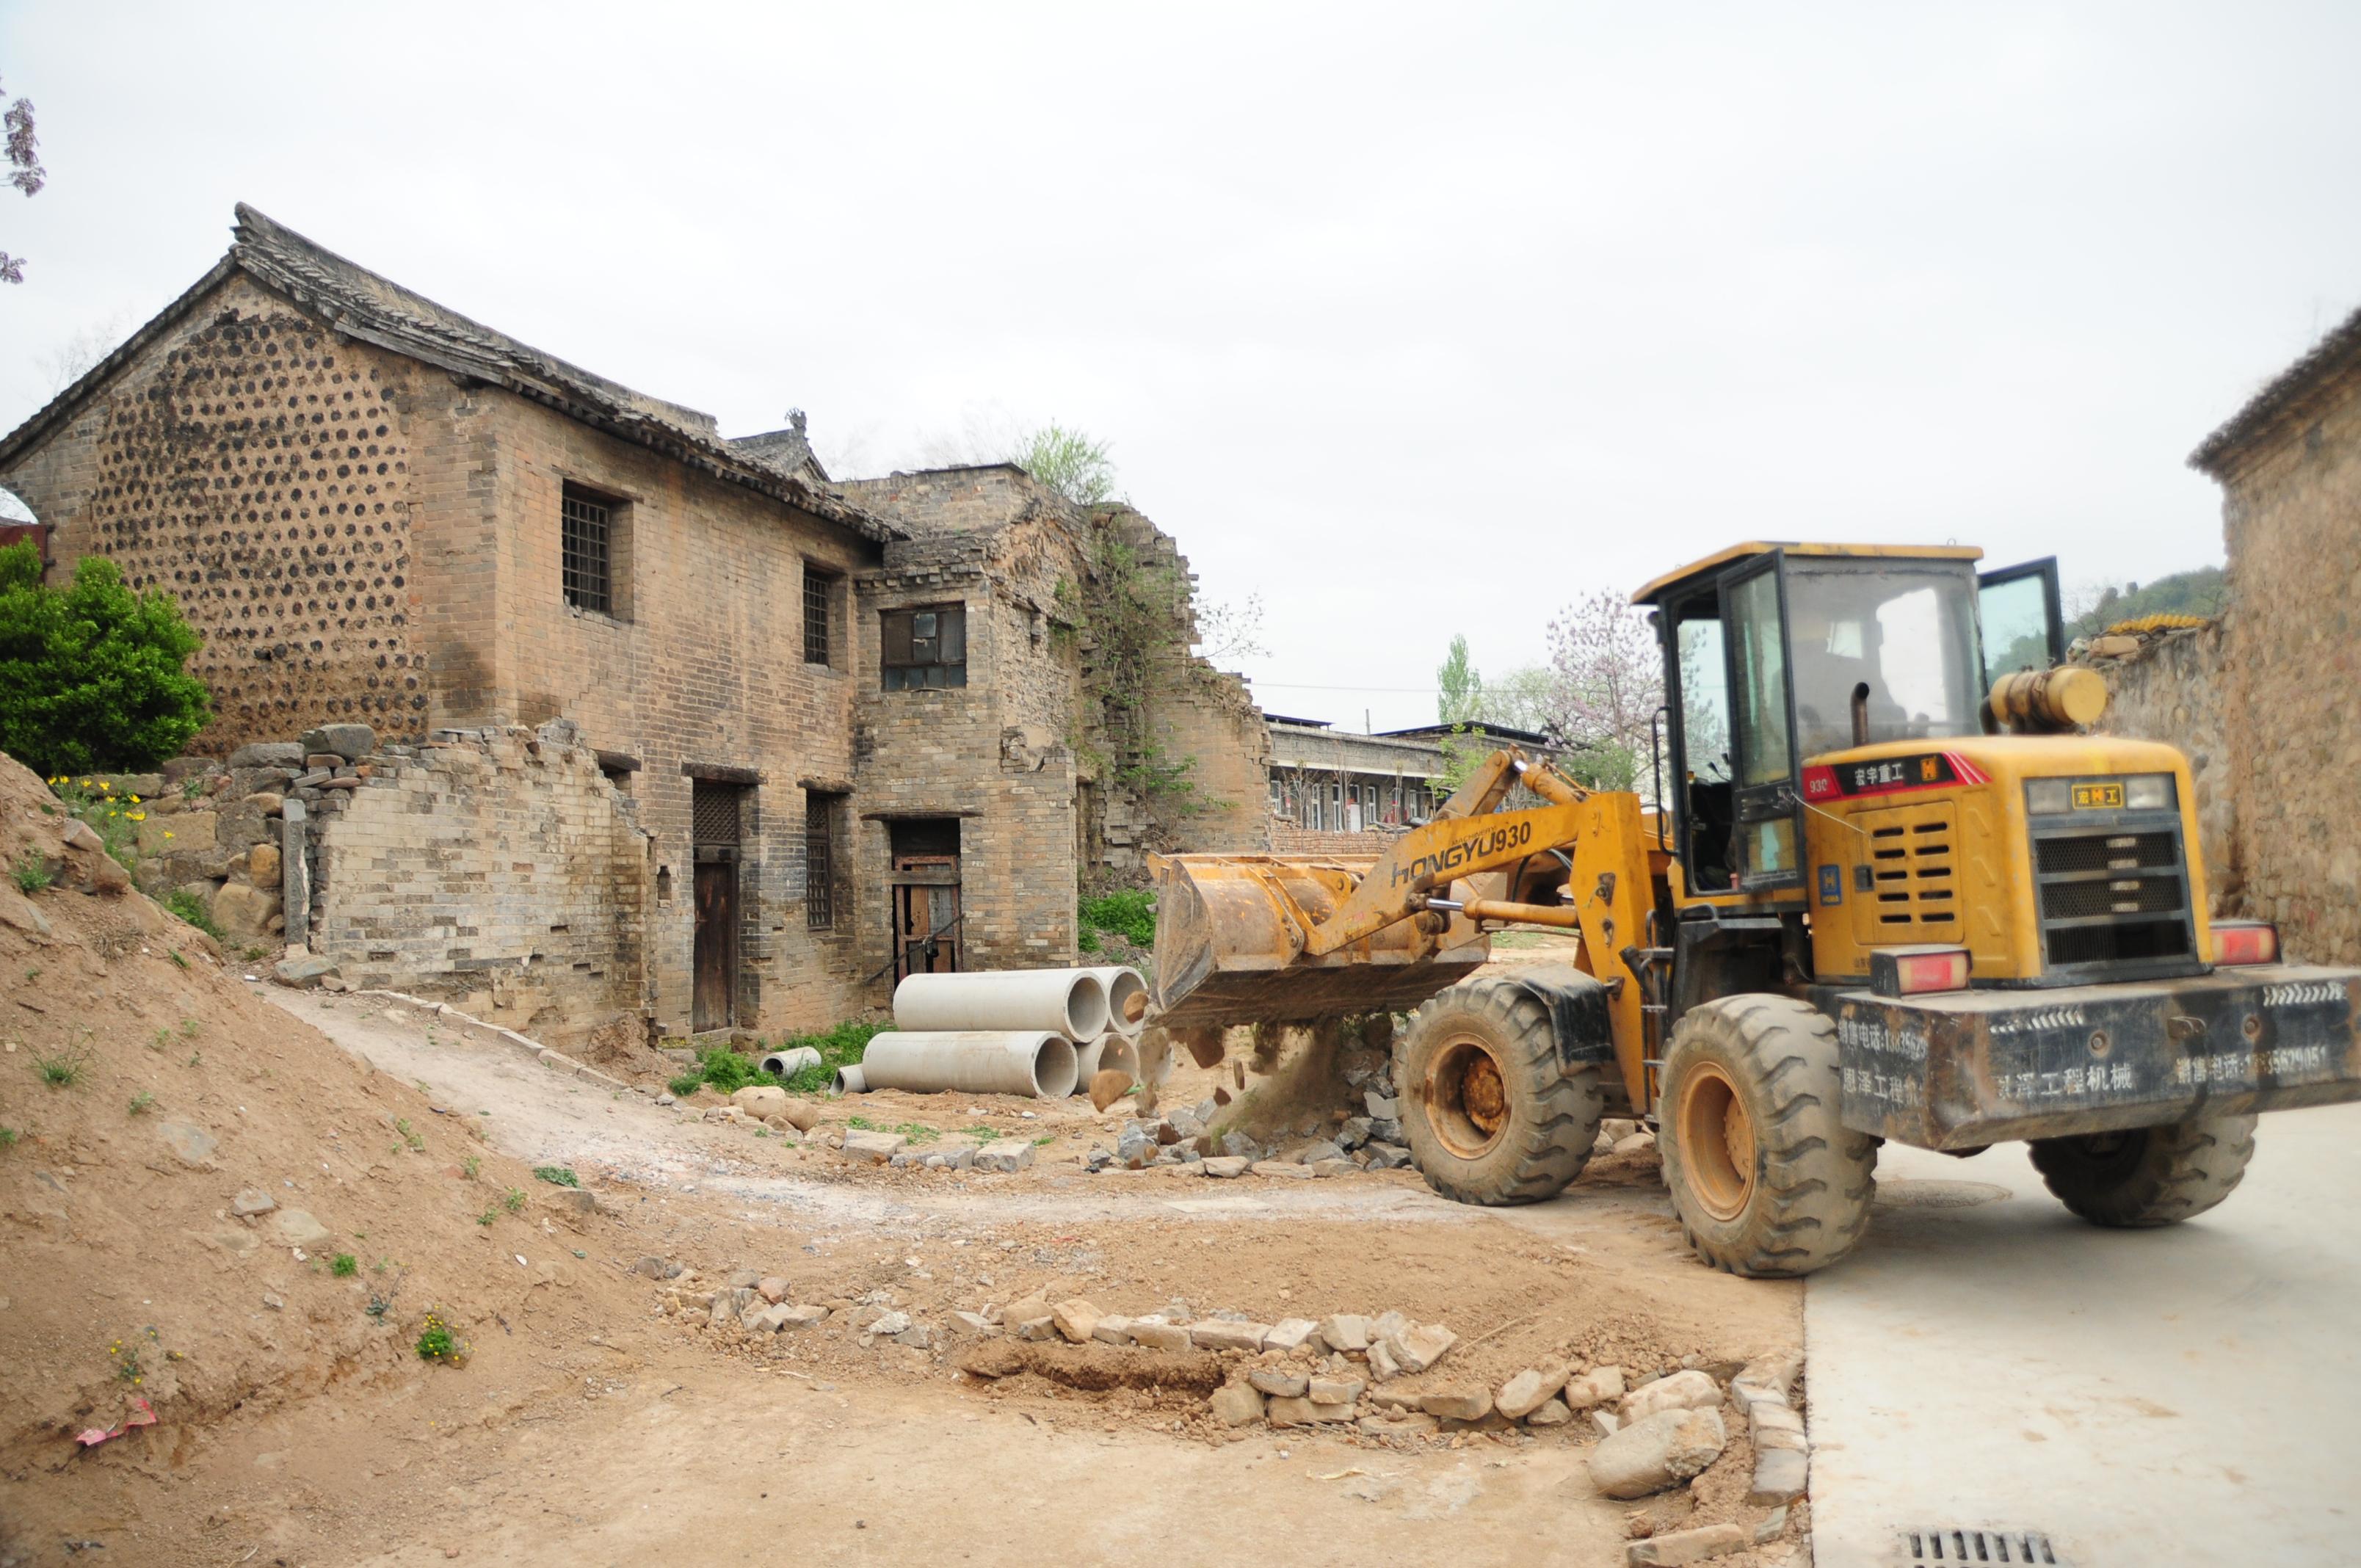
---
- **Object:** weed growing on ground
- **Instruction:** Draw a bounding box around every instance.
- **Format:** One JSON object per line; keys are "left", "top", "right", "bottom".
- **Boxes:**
{"left": 127, "top": 1090, "right": 153, "bottom": 1116}
{"left": 32, "top": 1045, "right": 85, "bottom": 1088}
{"left": 964, "top": 1125, "right": 1002, "bottom": 1141}
{"left": 186, "top": 1050, "right": 202, "bottom": 1068}
{"left": 461, "top": 1155, "right": 480, "bottom": 1181}
{"left": 178, "top": 1017, "right": 197, "bottom": 1038}
{"left": 667, "top": 1070, "right": 703, "bottom": 1098}
{"left": 242, "top": 945, "right": 268, "bottom": 961}
{"left": 162, "top": 888, "right": 221, "bottom": 938}
{"left": 330, "top": 1253, "right": 358, "bottom": 1277}
{"left": 1032, "top": 1134, "right": 1056, "bottom": 1147}
{"left": 0, "top": 1127, "right": 18, "bottom": 1149}
{"left": 476, "top": 1208, "right": 496, "bottom": 1227}
{"left": 414, "top": 1314, "right": 458, "bottom": 1363}
{"left": 532, "top": 1165, "right": 579, "bottom": 1187}
{"left": 395, "top": 1118, "right": 424, "bottom": 1153}
{"left": 501, "top": 1186, "right": 526, "bottom": 1213}
{"left": 893, "top": 1122, "right": 937, "bottom": 1144}
{"left": 167, "top": 949, "right": 189, "bottom": 971}
{"left": 10, "top": 852, "right": 51, "bottom": 894}
{"left": 366, "top": 1295, "right": 391, "bottom": 1318}
{"left": 109, "top": 1341, "right": 142, "bottom": 1385}
{"left": 150, "top": 1027, "right": 170, "bottom": 1051}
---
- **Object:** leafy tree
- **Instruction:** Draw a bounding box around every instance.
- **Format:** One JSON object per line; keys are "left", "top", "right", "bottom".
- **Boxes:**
{"left": 0, "top": 542, "right": 211, "bottom": 774}
{"left": 2, "top": 73, "right": 43, "bottom": 286}
{"left": 1437, "top": 634, "right": 1484, "bottom": 726}
{"left": 1013, "top": 422, "right": 1119, "bottom": 507}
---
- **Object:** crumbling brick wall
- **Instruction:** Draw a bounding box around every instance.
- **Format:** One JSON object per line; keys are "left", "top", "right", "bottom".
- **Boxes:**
{"left": 2205, "top": 355, "right": 2361, "bottom": 963}
{"left": 2082, "top": 623, "right": 2236, "bottom": 912}
{"left": 0, "top": 275, "right": 425, "bottom": 753}
{"left": 314, "top": 722, "right": 649, "bottom": 1045}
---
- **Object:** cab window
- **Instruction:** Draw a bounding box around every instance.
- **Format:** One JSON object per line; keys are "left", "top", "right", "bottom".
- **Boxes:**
{"left": 1784, "top": 561, "right": 1981, "bottom": 759}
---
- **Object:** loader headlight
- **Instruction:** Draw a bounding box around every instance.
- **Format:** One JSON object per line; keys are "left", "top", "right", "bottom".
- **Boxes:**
{"left": 2026, "top": 779, "right": 2073, "bottom": 815}
{"left": 2123, "top": 774, "right": 2176, "bottom": 812}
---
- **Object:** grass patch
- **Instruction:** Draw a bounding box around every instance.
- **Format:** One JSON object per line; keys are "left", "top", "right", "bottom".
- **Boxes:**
{"left": 963, "top": 1125, "right": 1002, "bottom": 1141}
{"left": 163, "top": 888, "right": 221, "bottom": 938}
{"left": 330, "top": 1252, "right": 358, "bottom": 1277}
{"left": 10, "top": 852, "right": 51, "bottom": 894}
{"left": 762, "top": 1018, "right": 892, "bottom": 1092}
{"left": 32, "top": 1045, "right": 85, "bottom": 1088}
{"left": 532, "top": 1165, "right": 579, "bottom": 1188}
{"left": 0, "top": 1126, "right": 18, "bottom": 1149}
{"left": 501, "top": 1186, "right": 526, "bottom": 1213}
{"left": 1078, "top": 888, "right": 1155, "bottom": 950}
{"left": 127, "top": 1090, "right": 154, "bottom": 1116}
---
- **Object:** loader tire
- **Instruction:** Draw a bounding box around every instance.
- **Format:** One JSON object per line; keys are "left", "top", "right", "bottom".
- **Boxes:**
{"left": 2028, "top": 1114, "right": 2256, "bottom": 1228}
{"left": 1661, "top": 995, "right": 1877, "bottom": 1278}
{"left": 1394, "top": 977, "right": 1603, "bottom": 1206}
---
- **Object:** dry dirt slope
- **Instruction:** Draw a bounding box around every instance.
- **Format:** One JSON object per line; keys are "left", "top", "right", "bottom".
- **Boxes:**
{"left": 0, "top": 751, "right": 649, "bottom": 1557}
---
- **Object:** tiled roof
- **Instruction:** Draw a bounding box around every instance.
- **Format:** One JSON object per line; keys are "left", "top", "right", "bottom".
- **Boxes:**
{"left": 2190, "top": 301, "right": 2361, "bottom": 475}
{"left": 0, "top": 205, "right": 900, "bottom": 542}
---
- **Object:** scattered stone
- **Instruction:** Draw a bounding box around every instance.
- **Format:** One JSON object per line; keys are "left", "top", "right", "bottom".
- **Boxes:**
{"left": 1264, "top": 1317, "right": 1319, "bottom": 1352}
{"left": 840, "top": 1129, "right": 907, "bottom": 1164}
{"left": 1366, "top": 1339, "right": 1404, "bottom": 1382}
{"left": 547, "top": 1188, "right": 597, "bottom": 1217}
{"left": 1755, "top": 1507, "right": 1788, "bottom": 1544}
{"left": 1316, "top": 1313, "right": 1373, "bottom": 1352}
{"left": 1419, "top": 1387, "right": 1492, "bottom": 1421}
{"left": 1200, "top": 1155, "right": 1250, "bottom": 1178}
{"left": 776, "top": 1099, "right": 821, "bottom": 1132}
{"left": 1526, "top": 1398, "right": 1573, "bottom": 1427}
{"left": 1589, "top": 1407, "right": 1727, "bottom": 1499}
{"left": 1250, "top": 1367, "right": 1308, "bottom": 1397}
{"left": 1749, "top": 1402, "right": 1807, "bottom": 1452}
{"left": 951, "top": 1311, "right": 999, "bottom": 1336}
{"left": 1189, "top": 1320, "right": 1272, "bottom": 1353}
{"left": 1308, "top": 1375, "right": 1365, "bottom": 1404}
{"left": 1359, "top": 1412, "right": 1439, "bottom": 1438}
{"left": 1390, "top": 1321, "right": 1457, "bottom": 1374}
{"left": 1087, "top": 1069, "right": 1131, "bottom": 1111}
{"left": 1337, "top": 1116, "right": 1372, "bottom": 1150}
{"left": 863, "top": 1310, "right": 913, "bottom": 1340}
{"left": 1564, "top": 1365, "right": 1627, "bottom": 1410}
{"left": 272, "top": 954, "right": 338, "bottom": 990}
{"left": 631, "top": 1256, "right": 681, "bottom": 1280}
{"left": 1117, "top": 1124, "right": 1156, "bottom": 1167}
{"left": 775, "top": 1304, "right": 829, "bottom": 1329}
{"left": 1004, "top": 1297, "right": 1054, "bottom": 1338}
{"left": 1363, "top": 1141, "right": 1412, "bottom": 1169}
{"left": 1268, "top": 1395, "right": 1351, "bottom": 1426}
{"left": 1496, "top": 1366, "right": 1563, "bottom": 1420}
{"left": 1592, "top": 1409, "right": 1622, "bottom": 1438}
{"left": 1052, "top": 1298, "right": 1101, "bottom": 1344}
{"left": 156, "top": 1121, "right": 219, "bottom": 1168}
{"left": 727, "top": 1270, "right": 763, "bottom": 1289}
{"left": 757, "top": 1277, "right": 791, "bottom": 1304}
{"left": 1090, "top": 1315, "right": 1134, "bottom": 1346}
{"left": 261, "top": 1293, "right": 284, "bottom": 1310}
{"left": 231, "top": 1187, "right": 278, "bottom": 1217}
{"left": 1622, "top": 1368, "right": 1721, "bottom": 1422}
{"left": 1208, "top": 1384, "right": 1264, "bottom": 1429}
{"left": 1310, "top": 1158, "right": 1356, "bottom": 1179}
{"left": 973, "top": 1142, "right": 1037, "bottom": 1173}
{"left": 1250, "top": 1160, "right": 1314, "bottom": 1180}
{"left": 1612, "top": 1131, "right": 1656, "bottom": 1157}
{"left": 0, "top": 889, "right": 50, "bottom": 935}
{"left": 1600, "top": 1117, "right": 1638, "bottom": 1141}
{"left": 259, "top": 1207, "right": 329, "bottom": 1248}
{"left": 1625, "top": 1522, "right": 1748, "bottom": 1567}
{"left": 730, "top": 1085, "right": 788, "bottom": 1119}
{"left": 1218, "top": 1131, "right": 1263, "bottom": 1161}
{"left": 710, "top": 1288, "right": 758, "bottom": 1327}
{"left": 1748, "top": 1445, "right": 1810, "bottom": 1507}
{"left": 1296, "top": 1139, "right": 1343, "bottom": 1164}
{"left": 1128, "top": 1320, "right": 1192, "bottom": 1353}
{"left": 742, "top": 1302, "right": 802, "bottom": 1334}
{"left": 1732, "top": 1346, "right": 1804, "bottom": 1404}
{"left": 1365, "top": 1090, "right": 1401, "bottom": 1118}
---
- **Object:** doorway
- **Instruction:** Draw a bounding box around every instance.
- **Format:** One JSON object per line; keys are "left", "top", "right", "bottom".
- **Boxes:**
{"left": 692, "top": 780, "right": 745, "bottom": 1031}
{"left": 889, "top": 818, "right": 961, "bottom": 982}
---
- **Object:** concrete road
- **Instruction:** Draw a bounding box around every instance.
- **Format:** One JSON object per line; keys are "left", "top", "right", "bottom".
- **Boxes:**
{"left": 1807, "top": 1103, "right": 2361, "bottom": 1567}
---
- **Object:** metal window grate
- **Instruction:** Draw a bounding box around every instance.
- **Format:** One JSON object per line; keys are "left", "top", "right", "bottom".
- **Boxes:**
{"left": 803, "top": 565, "right": 833, "bottom": 665}
{"left": 561, "top": 486, "right": 612, "bottom": 614}
{"left": 805, "top": 793, "right": 835, "bottom": 930}
{"left": 1899, "top": 1527, "right": 2063, "bottom": 1564}
{"left": 692, "top": 781, "right": 741, "bottom": 847}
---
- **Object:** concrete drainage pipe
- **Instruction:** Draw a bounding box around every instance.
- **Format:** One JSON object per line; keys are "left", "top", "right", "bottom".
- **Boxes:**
{"left": 1073, "top": 1034, "right": 1142, "bottom": 1094}
{"left": 1079, "top": 966, "right": 1150, "bottom": 1037}
{"left": 849, "top": 1031, "right": 1079, "bottom": 1100}
{"left": 759, "top": 1046, "right": 824, "bottom": 1079}
{"left": 893, "top": 970, "right": 1110, "bottom": 1041}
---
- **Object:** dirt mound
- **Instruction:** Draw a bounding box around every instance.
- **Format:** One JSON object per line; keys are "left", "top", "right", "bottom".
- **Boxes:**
{"left": 0, "top": 751, "right": 645, "bottom": 1496}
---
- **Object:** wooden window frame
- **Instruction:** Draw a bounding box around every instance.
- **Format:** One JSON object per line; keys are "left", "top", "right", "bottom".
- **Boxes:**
{"left": 880, "top": 603, "right": 968, "bottom": 691}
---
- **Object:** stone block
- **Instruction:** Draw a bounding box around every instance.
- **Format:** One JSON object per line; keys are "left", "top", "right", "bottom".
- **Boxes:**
{"left": 1748, "top": 1444, "right": 1809, "bottom": 1506}
{"left": 1496, "top": 1365, "right": 1564, "bottom": 1420}
{"left": 1389, "top": 1321, "right": 1457, "bottom": 1373}
{"left": 1264, "top": 1317, "right": 1319, "bottom": 1351}
{"left": 1525, "top": 1398, "right": 1573, "bottom": 1426}
{"left": 1051, "top": 1298, "right": 1101, "bottom": 1344}
{"left": 302, "top": 722, "right": 378, "bottom": 761}
{"left": 1208, "top": 1384, "right": 1263, "bottom": 1428}
{"left": 1249, "top": 1368, "right": 1308, "bottom": 1397}
{"left": 730, "top": 1085, "right": 788, "bottom": 1119}
{"left": 269, "top": 1208, "right": 336, "bottom": 1249}
{"left": 1188, "top": 1320, "right": 1272, "bottom": 1353}
{"left": 247, "top": 842, "right": 281, "bottom": 882}
{"left": 1588, "top": 1407, "right": 1727, "bottom": 1499}
{"left": 229, "top": 742, "right": 303, "bottom": 769}
{"left": 1622, "top": 1368, "right": 1721, "bottom": 1422}
{"left": 841, "top": 1129, "right": 907, "bottom": 1163}
{"left": 1199, "top": 1155, "right": 1250, "bottom": 1178}
{"left": 1625, "top": 1522, "right": 1748, "bottom": 1566}
{"left": 1419, "top": 1387, "right": 1492, "bottom": 1420}
{"left": 1564, "top": 1365, "right": 1626, "bottom": 1410}
{"left": 1316, "top": 1313, "right": 1372, "bottom": 1352}
{"left": 1128, "top": 1320, "right": 1192, "bottom": 1352}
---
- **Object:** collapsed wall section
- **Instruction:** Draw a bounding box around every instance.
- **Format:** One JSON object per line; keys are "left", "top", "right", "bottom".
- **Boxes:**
{"left": 313, "top": 721, "right": 650, "bottom": 1044}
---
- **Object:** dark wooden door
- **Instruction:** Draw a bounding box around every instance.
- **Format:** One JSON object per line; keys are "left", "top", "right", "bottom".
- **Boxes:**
{"left": 693, "top": 860, "right": 738, "bottom": 1031}
{"left": 892, "top": 858, "right": 961, "bottom": 981}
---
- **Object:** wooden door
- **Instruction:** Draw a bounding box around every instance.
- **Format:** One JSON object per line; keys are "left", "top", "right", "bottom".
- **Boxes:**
{"left": 693, "top": 859, "right": 738, "bottom": 1031}
{"left": 892, "top": 857, "right": 961, "bottom": 981}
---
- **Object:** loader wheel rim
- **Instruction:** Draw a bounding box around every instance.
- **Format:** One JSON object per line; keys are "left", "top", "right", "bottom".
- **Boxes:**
{"left": 1426, "top": 1034, "right": 1510, "bottom": 1159}
{"left": 1677, "top": 1062, "right": 1756, "bottom": 1222}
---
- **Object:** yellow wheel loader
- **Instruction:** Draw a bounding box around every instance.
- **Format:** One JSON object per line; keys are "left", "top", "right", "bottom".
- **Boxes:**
{"left": 1149, "top": 542, "right": 2361, "bottom": 1276}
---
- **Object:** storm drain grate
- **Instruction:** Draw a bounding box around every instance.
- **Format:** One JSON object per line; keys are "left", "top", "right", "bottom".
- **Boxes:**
{"left": 1900, "top": 1528, "right": 2064, "bottom": 1564}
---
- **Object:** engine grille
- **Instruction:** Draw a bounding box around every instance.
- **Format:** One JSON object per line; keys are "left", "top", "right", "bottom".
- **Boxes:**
{"left": 2031, "top": 814, "right": 2195, "bottom": 976}
{"left": 1864, "top": 804, "right": 1960, "bottom": 937}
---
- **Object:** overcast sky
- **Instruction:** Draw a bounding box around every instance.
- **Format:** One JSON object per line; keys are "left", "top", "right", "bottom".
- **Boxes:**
{"left": 3, "top": 1, "right": 2355, "bottom": 731}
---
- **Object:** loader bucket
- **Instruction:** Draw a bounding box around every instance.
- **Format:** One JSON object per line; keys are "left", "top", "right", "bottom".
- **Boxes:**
{"left": 1147, "top": 853, "right": 1488, "bottom": 1030}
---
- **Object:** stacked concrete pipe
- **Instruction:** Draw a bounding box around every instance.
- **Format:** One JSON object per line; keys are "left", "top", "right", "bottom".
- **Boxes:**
{"left": 893, "top": 970, "right": 1109, "bottom": 1040}
{"left": 1070, "top": 965, "right": 1149, "bottom": 1095}
{"left": 836, "top": 1031, "right": 1078, "bottom": 1100}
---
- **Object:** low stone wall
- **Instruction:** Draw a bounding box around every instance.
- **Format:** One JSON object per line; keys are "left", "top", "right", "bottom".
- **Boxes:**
{"left": 2080, "top": 621, "right": 2237, "bottom": 910}
{"left": 1268, "top": 821, "right": 1406, "bottom": 858}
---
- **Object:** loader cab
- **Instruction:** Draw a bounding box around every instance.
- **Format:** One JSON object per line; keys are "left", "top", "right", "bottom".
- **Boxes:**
{"left": 1636, "top": 543, "right": 2064, "bottom": 902}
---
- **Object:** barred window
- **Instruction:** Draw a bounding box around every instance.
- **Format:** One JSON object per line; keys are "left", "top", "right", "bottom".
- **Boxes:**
{"left": 880, "top": 603, "right": 967, "bottom": 690}
{"left": 561, "top": 483, "right": 612, "bottom": 615}
{"left": 803, "top": 564, "right": 837, "bottom": 665}
{"left": 804, "top": 790, "right": 841, "bottom": 930}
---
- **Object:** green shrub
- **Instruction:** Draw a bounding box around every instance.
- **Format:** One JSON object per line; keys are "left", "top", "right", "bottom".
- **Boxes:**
{"left": 10, "top": 852, "right": 50, "bottom": 894}
{"left": 532, "top": 1165, "right": 579, "bottom": 1187}
{"left": 0, "top": 541, "right": 210, "bottom": 775}
{"left": 163, "top": 888, "right": 220, "bottom": 937}
{"left": 666, "top": 1070, "right": 703, "bottom": 1098}
{"left": 331, "top": 1253, "right": 358, "bottom": 1277}
{"left": 1078, "top": 888, "right": 1156, "bottom": 948}
{"left": 415, "top": 1314, "right": 459, "bottom": 1362}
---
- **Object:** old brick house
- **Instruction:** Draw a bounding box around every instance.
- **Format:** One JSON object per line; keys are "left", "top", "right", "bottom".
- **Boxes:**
{"left": 0, "top": 206, "right": 1264, "bottom": 1039}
